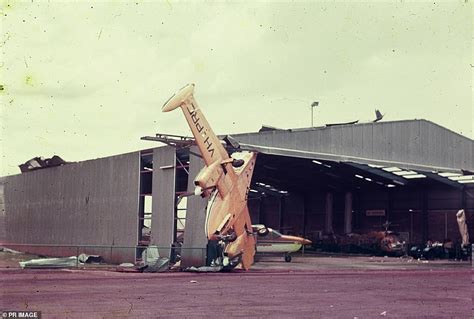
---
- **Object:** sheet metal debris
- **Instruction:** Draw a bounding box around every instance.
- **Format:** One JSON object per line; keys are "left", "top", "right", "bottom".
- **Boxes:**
{"left": 116, "top": 263, "right": 141, "bottom": 272}
{"left": 142, "top": 245, "right": 159, "bottom": 265}
{"left": 1, "top": 247, "right": 22, "bottom": 254}
{"left": 78, "top": 254, "right": 102, "bottom": 263}
{"left": 183, "top": 265, "right": 223, "bottom": 272}
{"left": 18, "top": 254, "right": 102, "bottom": 269}
{"left": 19, "top": 155, "right": 69, "bottom": 173}
{"left": 142, "top": 257, "right": 170, "bottom": 273}
{"left": 19, "top": 256, "right": 78, "bottom": 269}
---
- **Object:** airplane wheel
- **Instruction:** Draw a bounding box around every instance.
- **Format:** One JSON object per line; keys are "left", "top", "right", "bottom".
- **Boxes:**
{"left": 257, "top": 228, "right": 269, "bottom": 237}
{"left": 222, "top": 256, "right": 241, "bottom": 272}
{"left": 284, "top": 254, "right": 292, "bottom": 262}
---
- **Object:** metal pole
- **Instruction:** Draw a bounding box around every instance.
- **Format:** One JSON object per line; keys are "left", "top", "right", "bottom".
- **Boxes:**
{"left": 76, "top": 246, "right": 79, "bottom": 268}
{"left": 310, "top": 101, "right": 318, "bottom": 127}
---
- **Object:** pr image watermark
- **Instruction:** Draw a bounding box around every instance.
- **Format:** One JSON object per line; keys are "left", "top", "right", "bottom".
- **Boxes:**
{"left": 1, "top": 311, "right": 41, "bottom": 318}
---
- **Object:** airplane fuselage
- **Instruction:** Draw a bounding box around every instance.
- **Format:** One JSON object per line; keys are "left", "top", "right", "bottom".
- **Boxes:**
{"left": 162, "top": 84, "right": 258, "bottom": 270}
{"left": 253, "top": 227, "right": 312, "bottom": 262}
{"left": 257, "top": 242, "right": 303, "bottom": 254}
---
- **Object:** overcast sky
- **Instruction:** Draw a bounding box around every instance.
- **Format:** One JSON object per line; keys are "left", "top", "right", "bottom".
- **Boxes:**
{"left": 1, "top": 1, "right": 472, "bottom": 176}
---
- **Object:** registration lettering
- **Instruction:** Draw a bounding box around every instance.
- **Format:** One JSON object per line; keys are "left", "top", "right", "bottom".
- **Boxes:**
{"left": 187, "top": 103, "right": 215, "bottom": 158}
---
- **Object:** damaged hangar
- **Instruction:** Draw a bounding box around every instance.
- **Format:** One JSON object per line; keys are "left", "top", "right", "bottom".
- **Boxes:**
{"left": 0, "top": 119, "right": 473, "bottom": 266}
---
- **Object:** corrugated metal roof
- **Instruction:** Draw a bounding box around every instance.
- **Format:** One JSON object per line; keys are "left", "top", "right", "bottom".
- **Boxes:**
{"left": 230, "top": 119, "right": 473, "bottom": 172}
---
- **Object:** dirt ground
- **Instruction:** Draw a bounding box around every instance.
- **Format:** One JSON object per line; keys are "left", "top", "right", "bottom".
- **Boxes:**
{"left": 0, "top": 252, "right": 472, "bottom": 318}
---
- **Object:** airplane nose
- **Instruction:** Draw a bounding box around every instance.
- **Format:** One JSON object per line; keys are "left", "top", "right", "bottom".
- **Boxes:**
{"left": 303, "top": 239, "right": 312, "bottom": 245}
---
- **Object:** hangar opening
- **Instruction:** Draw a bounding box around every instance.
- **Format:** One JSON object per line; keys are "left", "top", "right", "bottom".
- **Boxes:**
{"left": 248, "top": 152, "right": 471, "bottom": 247}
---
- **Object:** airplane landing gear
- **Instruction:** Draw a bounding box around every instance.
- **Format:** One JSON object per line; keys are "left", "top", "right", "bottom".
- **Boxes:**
{"left": 208, "top": 237, "right": 242, "bottom": 271}
{"left": 284, "top": 254, "right": 292, "bottom": 262}
{"left": 222, "top": 254, "right": 242, "bottom": 272}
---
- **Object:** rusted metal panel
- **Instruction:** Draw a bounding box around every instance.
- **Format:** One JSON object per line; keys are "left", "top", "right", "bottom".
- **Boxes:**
{"left": 151, "top": 146, "right": 176, "bottom": 258}
{"left": 181, "top": 146, "right": 208, "bottom": 267}
{"left": 1, "top": 152, "right": 140, "bottom": 263}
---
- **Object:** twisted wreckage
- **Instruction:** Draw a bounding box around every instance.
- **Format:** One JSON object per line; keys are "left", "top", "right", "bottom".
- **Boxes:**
{"left": 162, "top": 84, "right": 259, "bottom": 270}
{"left": 162, "top": 84, "right": 310, "bottom": 270}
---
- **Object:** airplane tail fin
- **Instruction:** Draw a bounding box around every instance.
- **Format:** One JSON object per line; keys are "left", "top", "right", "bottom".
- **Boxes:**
{"left": 162, "top": 84, "right": 230, "bottom": 167}
{"left": 162, "top": 84, "right": 195, "bottom": 112}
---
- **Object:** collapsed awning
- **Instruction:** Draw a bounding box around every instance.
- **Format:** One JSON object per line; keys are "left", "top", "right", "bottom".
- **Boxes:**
{"left": 241, "top": 143, "right": 473, "bottom": 190}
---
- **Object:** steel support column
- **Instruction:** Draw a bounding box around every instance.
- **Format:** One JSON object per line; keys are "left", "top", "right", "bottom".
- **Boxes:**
{"left": 344, "top": 192, "right": 353, "bottom": 234}
{"left": 325, "top": 192, "right": 334, "bottom": 234}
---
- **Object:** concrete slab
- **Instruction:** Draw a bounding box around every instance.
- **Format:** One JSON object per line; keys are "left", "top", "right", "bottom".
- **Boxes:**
{"left": 0, "top": 255, "right": 471, "bottom": 318}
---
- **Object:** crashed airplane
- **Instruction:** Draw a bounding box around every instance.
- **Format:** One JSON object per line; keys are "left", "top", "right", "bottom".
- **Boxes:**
{"left": 162, "top": 84, "right": 259, "bottom": 270}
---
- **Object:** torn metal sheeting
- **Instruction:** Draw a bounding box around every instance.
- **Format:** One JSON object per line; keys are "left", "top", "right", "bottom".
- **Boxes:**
{"left": 19, "top": 155, "right": 69, "bottom": 173}
{"left": 19, "top": 256, "right": 79, "bottom": 269}
{"left": 1, "top": 247, "right": 22, "bottom": 254}
{"left": 141, "top": 245, "right": 160, "bottom": 266}
{"left": 19, "top": 254, "right": 102, "bottom": 268}
{"left": 183, "top": 266, "right": 223, "bottom": 272}
{"left": 142, "top": 257, "right": 170, "bottom": 273}
{"left": 237, "top": 143, "right": 465, "bottom": 175}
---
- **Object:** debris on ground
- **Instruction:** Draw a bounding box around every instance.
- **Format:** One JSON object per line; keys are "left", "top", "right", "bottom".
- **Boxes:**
{"left": 0, "top": 247, "right": 22, "bottom": 254}
{"left": 116, "top": 263, "right": 140, "bottom": 273}
{"left": 183, "top": 265, "right": 223, "bottom": 272}
{"left": 18, "top": 254, "right": 102, "bottom": 269}
{"left": 142, "top": 246, "right": 160, "bottom": 265}
{"left": 142, "top": 257, "right": 170, "bottom": 273}
{"left": 19, "top": 256, "right": 79, "bottom": 269}
{"left": 115, "top": 246, "right": 171, "bottom": 273}
{"left": 78, "top": 254, "right": 102, "bottom": 264}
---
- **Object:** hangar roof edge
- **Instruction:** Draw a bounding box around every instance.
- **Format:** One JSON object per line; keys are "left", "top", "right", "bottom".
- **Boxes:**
{"left": 232, "top": 119, "right": 473, "bottom": 142}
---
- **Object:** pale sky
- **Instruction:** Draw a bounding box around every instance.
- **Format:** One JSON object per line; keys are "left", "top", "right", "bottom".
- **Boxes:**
{"left": 1, "top": 1, "right": 472, "bottom": 176}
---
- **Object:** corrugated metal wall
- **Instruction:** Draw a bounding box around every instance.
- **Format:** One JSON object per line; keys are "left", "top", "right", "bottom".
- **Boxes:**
{"left": 180, "top": 147, "right": 208, "bottom": 267}
{"left": 151, "top": 146, "right": 176, "bottom": 258}
{"left": 0, "top": 152, "right": 140, "bottom": 263}
{"left": 232, "top": 120, "right": 473, "bottom": 171}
